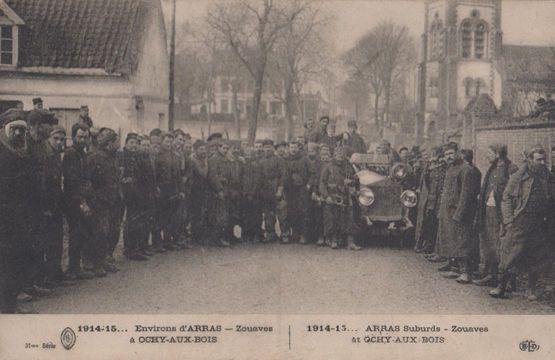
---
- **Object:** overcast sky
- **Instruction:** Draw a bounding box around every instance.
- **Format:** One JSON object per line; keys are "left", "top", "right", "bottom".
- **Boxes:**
{"left": 163, "top": 0, "right": 555, "bottom": 53}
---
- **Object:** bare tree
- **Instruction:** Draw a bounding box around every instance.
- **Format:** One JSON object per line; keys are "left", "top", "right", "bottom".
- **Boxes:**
{"left": 267, "top": 1, "right": 334, "bottom": 140}
{"left": 206, "top": 0, "right": 305, "bottom": 143}
{"left": 343, "top": 21, "right": 415, "bottom": 137}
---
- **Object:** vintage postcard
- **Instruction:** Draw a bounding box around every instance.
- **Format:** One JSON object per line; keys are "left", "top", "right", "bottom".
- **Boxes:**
{"left": 0, "top": 0, "right": 553, "bottom": 358}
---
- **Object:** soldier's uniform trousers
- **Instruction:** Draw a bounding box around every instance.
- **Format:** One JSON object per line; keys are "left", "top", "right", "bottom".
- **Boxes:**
{"left": 323, "top": 202, "right": 355, "bottom": 244}
{"left": 190, "top": 190, "right": 209, "bottom": 245}
{"left": 420, "top": 209, "right": 439, "bottom": 253}
{"left": 207, "top": 193, "right": 229, "bottom": 244}
{"left": 498, "top": 211, "right": 552, "bottom": 276}
{"left": 262, "top": 194, "right": 278, "bottom": 239}
{"left": 478, "top": 206, "right": 501, "bottom": 276}
{"left": 67, "top": 209, "right": 87, "bottom": 274}
{"left": 241, "top": 195, "right": 262, "bottom": 241}
{"left": 43, "top": 211, "right": 64, "bottom": 283}
{"left": 286, "top": 188, "right": 308, "bottom": 239}
{"left": 124, "top": 197, "right": 150, "bottom": 254}
{"left": 0, "top": 245, "right": 27, "bottom": 313}
{"left": 85, "top": 205, "right": 120, "bottom": 269}
{"left": 276, "top": 196, "right": 289, "bottom": 237}
{"left": 305, "top": 199, "right": 323, "bottom": 242}
{"left": 228, "top": 191, "right": 242, "bottom": 240}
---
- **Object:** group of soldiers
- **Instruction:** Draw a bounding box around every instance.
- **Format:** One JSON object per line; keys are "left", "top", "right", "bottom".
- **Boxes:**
{"left": 413, "top": 141, "right": 554, "bottom": 301}
{"left": 1, "top": 100, "right": 553, "bottom": 313}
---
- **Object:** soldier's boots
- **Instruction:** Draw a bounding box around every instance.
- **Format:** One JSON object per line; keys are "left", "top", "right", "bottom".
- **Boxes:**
{"left": 253, "top": 234, "right": 262, "bottom": 243}
{"left": 17, "top": 292, "right": 34, "bottom": 303}
{"left": 455, "top": 273, "right": 471, "bottom": 284}
{"left": 330, "top": 238, "right": 339, "bottom": 249}
{"left": 103, "top": 262, "right": 119, "bottom": 273}
{"left": 299, "top": 235, "right": 308, "bottom": 245}
{"left": 316, "top": 237, "right": 325, "bottom": 246}
{"left": 472, "top": 274, "right": 497, "bottom": 287}
{"left": 27, "top": 285, "right": 52, "bottom": 297}
{"left": 126, "top": 250, "right": 149, "bottom": 261}
{"left": 93, "top": 265, "right": 107, "bottom": 278}
{"left": 346, "top": 236, "right": 362, "bottom": 251}
{"left": 65, "top": 269, "right": 95, "bottom": 280}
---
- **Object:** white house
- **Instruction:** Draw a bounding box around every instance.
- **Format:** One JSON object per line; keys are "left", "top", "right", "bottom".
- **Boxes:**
{"left": 0, "top": 0, "right": 169, "bottom": 137}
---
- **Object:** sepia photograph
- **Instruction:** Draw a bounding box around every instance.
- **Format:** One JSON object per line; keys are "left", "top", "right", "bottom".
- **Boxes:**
{"left": 0, "top": 0, "right": 554, "bottom": 358}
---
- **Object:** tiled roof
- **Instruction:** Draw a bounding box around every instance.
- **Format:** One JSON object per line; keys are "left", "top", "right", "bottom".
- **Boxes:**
{"left": 5, "top": 0, "right": 158, "bottom": 74}
{"left": 502, "top": 45, "right": 555, "bottom": 86}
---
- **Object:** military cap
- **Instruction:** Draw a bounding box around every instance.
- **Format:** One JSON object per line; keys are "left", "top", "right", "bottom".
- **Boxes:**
{"left": 80, "top": 105, "right": 89, "bottom": 110}
{"left": 443, "top": 141, "right": 459, "bottom": 152}
{"left": 347, "top": 119, "right": 358, "bottom": 129}
{"left": 173, "top": 128, "right": 186, "bottom": 138}
{"left": 149, "top": 128, "right": 162, "bottom": 137}
{"left": 262, "top": 139, "right": 274, "bottom": 146}
{"left": 97, "top": 127, "right": 118, "bottom": 147}
{"left": 276, "top": 141, "right": 288, "bottom": 148}
{"left": 125, "top": 132, "right": 140, "bottom": 143}
{"left": 0, "top": 109, "right": 27, "bottom": 127}
{"left": 32, "top": 97, "right": 43, "bottom": 105}
{"left": 49, "top": 125, "right": 66, "bottom": 137}
{"left": 193, "top": 139, "right": 206, "bottom": 150}
{"left": 207, "top": 132, "right": 223, "bottom": 142}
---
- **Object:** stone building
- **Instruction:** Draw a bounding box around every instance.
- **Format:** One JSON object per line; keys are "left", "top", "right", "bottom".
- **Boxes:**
{"left": 416, "top": 0, "right": 555, "bottom": 144}
{"left": 0, "top": 0, "right": 169, "bottom": 137}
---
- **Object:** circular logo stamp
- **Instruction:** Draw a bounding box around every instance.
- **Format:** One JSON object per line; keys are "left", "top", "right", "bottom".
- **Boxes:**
{"left": 60, "top": 327, "right": 77, "bottom": 350}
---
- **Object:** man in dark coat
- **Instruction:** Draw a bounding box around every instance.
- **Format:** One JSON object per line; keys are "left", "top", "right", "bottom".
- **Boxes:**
{"left": 308, "top": 116, "right": 329, "bottom": 144}
{"left": 473, "top": 144, "right": 517, "bottom": 287}
{"left": 207, "top": 140, "right": 233, "bottom": 246}
{"left": 343, "top": 120, "right": 366, "bottom": 154}
{"left": 83, "top": 128, "right": 121, "bottom": 276}
{"left": 226, "top": 141, "right": 244, "bottom": 243}
{"left": 147, "top": 129, "right": 164, "bottom": 252}
{"left": 42, "top": 126, "right": 70, "bottom": 287}
{"left": 274, "top": 141, "right": 289, "bottom": 242}
{"left": 305, "top": 142, "right": 324, "bottom": 244}
{"left": 78, "top": 105, "right": 94, "bottom": 128}
{"left": 240, "top": 144, "right": 264, "bottom": 243}
{"left": 436, "top": 145, "right": 481, "bottom": 283}
{"left": 491, "top": 146, "right": 554, "bottom": 300}
{"left": 190, "top": 140, "right": 210, "bottom": 245}
{"left": 63, "top": 123, "right": 95, "bottom": 280}
{"left": 121, "top": 133, "right": 149, "bottom": 261}
{"left": 414, "top": 147, "right": 446, "bottom": 255}
{"left": 259, "top": 139, "right": 284, "bottom": 242}
{"left": 25, "top": 110, "right": 58, "bottom": 297}
{"left": 155, "top": 132, "right": 183, "bottom": 250}
{"left": 0, "top": 115, "right": 34, "bottom": 313}
{"left": 319, "top": 146, "right": 361, "bottom": 250}
{"left": 283, "top": 141, "right": 311, "bottom": 243}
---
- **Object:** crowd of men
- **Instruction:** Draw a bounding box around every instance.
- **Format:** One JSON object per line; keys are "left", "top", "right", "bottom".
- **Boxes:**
{"left": 1, "top": 100, "right": 553, "bottom": 313}
{"left": 414, "top": 140, "right": 554, "bottom": 301}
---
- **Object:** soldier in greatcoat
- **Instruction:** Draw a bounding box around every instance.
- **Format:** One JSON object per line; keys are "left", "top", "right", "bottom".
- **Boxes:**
{"left": 0, "top": 114, "right": 34, "bottom": 313}
{"left": 436, "top": 144, "right": 481, "bottom": 284}
{"left": 319, "top": 146, "right": 361, "bottom": 250}
{"left": 491, "top": 146, "right": 554, "bottom": 300}
{"left": 82, "top": 128, "right": 121, "bottom": 276}
{"left": 305, "top": 142, "right": 324, "bottom": 244}
{"left": 283, "top": 141, "right": 311, "bottom": 243}
{"left": 259, "top": 139, "right": 284, "bottom": 242}
{"left": 240, "top": 145, "right": 264, "bottom": 243}
{"left": 63, "top": 123, "right": 95, "bottom": 280}
{"left": 190, "top": 140, "right": 210, "bottom": 245}
{"left": 42, "top": 126, "right": 70, "bottom": 287}
{"left": 155, "top": 132, "right": 184, "bottom": 251}
{"left": 207, "top": 140, "right": 234, "bottom": 246}
{"left": 473, "top": 144, "right": 517, "bottom": 287}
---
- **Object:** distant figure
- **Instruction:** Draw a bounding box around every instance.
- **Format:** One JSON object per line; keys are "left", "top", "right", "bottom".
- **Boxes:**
{"left": 33, "top": 97, "right": 43, "bottom": 110}
{"left": 78, "top": 105, "right": 94, "bottom": 128}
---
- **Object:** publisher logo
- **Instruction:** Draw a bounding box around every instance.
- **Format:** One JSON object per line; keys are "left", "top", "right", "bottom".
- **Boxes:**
{"left": 60, "top": 327, "right": 76, "bottom": 350}
{"left": 519, "top": 340, "right": 540, "bottom": 352}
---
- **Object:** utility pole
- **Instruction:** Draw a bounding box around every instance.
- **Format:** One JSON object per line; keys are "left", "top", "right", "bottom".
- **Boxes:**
{"left": 168, "top": 0, "right": 176, "bottom": 131}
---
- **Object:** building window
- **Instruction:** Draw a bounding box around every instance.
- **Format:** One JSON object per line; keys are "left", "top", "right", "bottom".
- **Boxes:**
{"left": 461, "top": 20, "right": 472, "bottom": 59}
{"left": 220, "top": 99, "right": 229, "bottom": 113}
{"left": 474, "top": 78, "right": 485, "bottom": 96}
{"left": 460, "top": 10, "right": 489, "bottom": 60}
{"left": 1, "top": 25, "right": 14, "bottom": 65}
{"left": 474, "top": 22, "right": 487, "bottom": 59}
{"left": 428, "top": 77, "right": 439, "bottom": 98}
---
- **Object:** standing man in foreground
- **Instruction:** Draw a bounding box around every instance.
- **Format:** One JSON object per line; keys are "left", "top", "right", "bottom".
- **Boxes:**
{"left": 491, "top": 146, "right": 554, "bottom": 300}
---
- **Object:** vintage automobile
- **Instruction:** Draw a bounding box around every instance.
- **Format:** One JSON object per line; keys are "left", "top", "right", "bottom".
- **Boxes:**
{"left": 349, "top": 153, "right": 418, "bottom": 246}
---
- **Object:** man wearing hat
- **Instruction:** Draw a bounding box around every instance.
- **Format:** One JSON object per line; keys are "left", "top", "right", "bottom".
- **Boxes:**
{"left": 32, "top": 97, "right": 43, "bottom": 110}
{"left": 0, "top": 114, "right": 34, "bottom": 312}
{"left": 343, "top": 120, "right": 366, "bottom": 154}
{"left": 207, "top": 139, "right": 233, "bottom": 246}
{"left": 121, "top": 133, "right": 149, "bottom": 261}
{"left": 260, "top": 139, "right": 284, "bottom": 242}
{"left": 78, "top": 105, "right": 94, "bottom": 128}
{"left": 42, "top": 125, "right": 72, "bottom": 287}
{"left": 190, "top": 140, "right": 210, "bottom": 244}
{"left": 83, "top": 128, "right": 121, "bottom": 276}
{"left": 63, "top": 123, "right": 95, "bottom": 280}
{"left": 24, "top": 109, "right": 59, "bottom": 298}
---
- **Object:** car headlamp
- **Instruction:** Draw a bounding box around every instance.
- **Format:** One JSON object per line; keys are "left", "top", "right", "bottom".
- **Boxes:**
{"left": 400, "top": 190, "right": 417, "bottom": 208}
{"left": 358, "top": 187, "right": 375, "bottom": 207}
{"left": 391, "top": 163, "right": 407, "bottom": 180}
